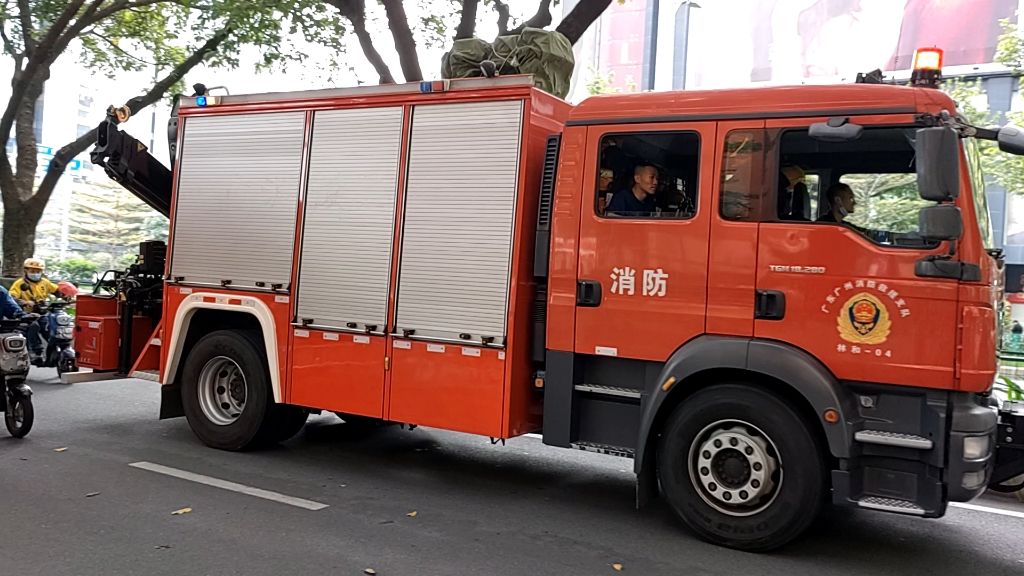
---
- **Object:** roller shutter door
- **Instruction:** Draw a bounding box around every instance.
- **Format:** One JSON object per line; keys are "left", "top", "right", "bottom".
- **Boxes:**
{"left": 295, "top": 107, "right": 404, "bottom": 331}
{"left": 395, "top": 100, "right": 524, "bottom": 342}
{"left": 170, "top": 111, "right": 305, "bottom": 289}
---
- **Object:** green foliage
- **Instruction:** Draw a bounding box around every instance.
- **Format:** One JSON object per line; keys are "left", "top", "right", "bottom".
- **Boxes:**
{"left": 586, "top": 68, "right": 638, "bottom": 96}
{"left": 67, "top": 180, "right": 154, "bottom": 270}
{"left": 843, "top": 173, "right": 929, "bottom": 233}
{"left": 995, "top": 375, "right": 1024, "bottom": 401}
{"left": 49, "top": 258, "right": 100, "bottom": 285}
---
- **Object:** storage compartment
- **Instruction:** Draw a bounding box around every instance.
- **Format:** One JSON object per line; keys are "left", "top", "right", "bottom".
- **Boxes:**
{"left": 388, "top": 340, "right": 506, "bottom": 437}
{"left": 289, "top": 329, "right": 386, "bottom": 418}
{"left": 73, "top": 295, "right": 118, "bottom": 317}
{"left": 75, "top": 315, "right": 152, "bottom": 370}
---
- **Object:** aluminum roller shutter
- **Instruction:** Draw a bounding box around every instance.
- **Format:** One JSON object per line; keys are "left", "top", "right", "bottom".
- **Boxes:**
{"left": 170, "top": 112, "right": 305, "bottom": 289}
{"left": 396, "top": 100, "right": 524, "bottom": 342}
{"left": 295, "top": 107, "right": 404, "bottom": 331}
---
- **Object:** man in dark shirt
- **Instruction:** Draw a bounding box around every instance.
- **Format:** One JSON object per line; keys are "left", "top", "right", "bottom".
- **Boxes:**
{"left": 818, "top": 182, "right": 856, "bottom": 223}
{"left": 606, "top": 163, "right": 658, "bottom": 216}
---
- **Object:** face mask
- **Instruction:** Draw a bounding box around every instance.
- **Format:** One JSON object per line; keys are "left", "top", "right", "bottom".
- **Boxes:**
{"left": 27, "top": 273, "right": 41, "bottom": 282}
{"left": 837, "top": 205, "right": 849, "bottom": 218}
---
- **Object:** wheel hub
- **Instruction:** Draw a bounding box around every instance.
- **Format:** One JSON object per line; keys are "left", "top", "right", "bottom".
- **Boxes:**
{"left": 198, "top": 357, "right": 247, "bottom": 426}
{"left": 689, "top": 421, "right": 781, "bottom": 517}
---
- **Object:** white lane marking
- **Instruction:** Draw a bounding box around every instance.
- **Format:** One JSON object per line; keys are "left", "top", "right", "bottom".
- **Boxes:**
{"left": 950, "top": 502, "right": 1024, "bottom": 519}
{"left": 129, "top": 461, "right": 328, "bottom": 511}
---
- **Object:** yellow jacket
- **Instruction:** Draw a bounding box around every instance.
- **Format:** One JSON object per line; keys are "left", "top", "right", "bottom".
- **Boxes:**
{"left": 9, "top": 276, "right": 59, "bottom": 308}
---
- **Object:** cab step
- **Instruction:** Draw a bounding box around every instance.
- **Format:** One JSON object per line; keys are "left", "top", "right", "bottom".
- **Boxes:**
{"left": 571, "top": 441, "right": 635, "bottom": 458}
{"left": 573, "top": 384, "right": 642, "bottom": 399}
{"left": 856, "top": 496, "right": 926, "bottom": 516}
{"left": 130, "top": 369, "right": 160, "bottom": 382}
{"left": 854, "top": 430, "right": 933, "bottom": 450}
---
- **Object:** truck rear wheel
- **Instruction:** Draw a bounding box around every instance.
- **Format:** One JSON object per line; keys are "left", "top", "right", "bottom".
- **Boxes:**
{"left": 181, "top": 330, "right": 276, "bottom": 451}
{"left": 657, "top": 383, "right": 825, "bottom": 552}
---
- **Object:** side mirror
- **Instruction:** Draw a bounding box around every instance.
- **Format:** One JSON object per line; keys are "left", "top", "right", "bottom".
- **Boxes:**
{"left": 915, "top": 127, "right": 960, "bottom": 201}
{"left": 998, "top": 125, "right": 1024, "bottom": 156}
{"left": 809, "top": 117, "right": 863, "bottom": 142}
{"left": 918, "top": 204, "right": 963, "bottom": 241}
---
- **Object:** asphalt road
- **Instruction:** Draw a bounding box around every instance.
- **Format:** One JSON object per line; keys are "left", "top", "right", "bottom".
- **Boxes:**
{"left": 3, "top": 369, "right": 1024, "bottom": 576}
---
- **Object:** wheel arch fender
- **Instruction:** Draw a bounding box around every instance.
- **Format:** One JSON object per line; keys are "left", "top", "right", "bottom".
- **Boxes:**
{"left": 634, "top": 335, "right": 853, "bottom": 475}
{"left": 164, "top": 293, "right": 282, "bottom": 403}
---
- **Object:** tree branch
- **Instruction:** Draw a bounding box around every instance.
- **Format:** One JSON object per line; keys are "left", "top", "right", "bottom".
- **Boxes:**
{"left": 455, "top": 0, "right": 478, "bottom": 40}
{"left": 0, "top": 17, "right": 19, "bottom": 57}
{"left": 88, "top": 31, "right": 159, "bottom": 66}
{"left": 380, "top": 0, "right": 422, "bottom": 82}
{"left": 16, "top": 0, "right": 34, "bottom": 55}
{"left": 325, "top": 0, "right": 396, "bottom": 84}
{"left": 511, "top": 0, "right": 552, "bottom": 34}
{"left": 555, "top": 0, "right": 612, "bottom": 44}
{"left": 32, "top": 27, "right": 234, "bottom": 213}
{"left": 493, "top": 0, "right": 510, "bottom": 35}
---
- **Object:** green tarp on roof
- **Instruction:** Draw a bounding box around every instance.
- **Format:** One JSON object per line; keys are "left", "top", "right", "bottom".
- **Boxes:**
{"left": 441, "top": 28, "right": 574, "bottom": 99}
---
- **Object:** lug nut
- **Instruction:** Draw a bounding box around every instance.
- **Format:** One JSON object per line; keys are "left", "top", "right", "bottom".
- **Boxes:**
{"left": 739, "top": 490, "right": 749, "bottom": 500}
{"left": 703, "top": 450, "right": 711, "bottom": 459}
{"left": 753, "top": 462, "right": 763, "bottom": 472}
{"left": 744, "top": 446, "right": 753, "bottom": 455}
{"left": 723, "top": 492, "right": 732, "bottom": 501}
{"left": 714, "top": 439, "right": 722, "bottom": 448}
{"left": 700, "top": 467, "right": 709, "bottom": 476}
{"left": 730, "top": 437, "right": 738, "bottom": 447}
{"left": 708, "top": 483, "right": 717, "bottom": 492}
{"left": 751, "top": 479, "right": 760, "bottom": 489}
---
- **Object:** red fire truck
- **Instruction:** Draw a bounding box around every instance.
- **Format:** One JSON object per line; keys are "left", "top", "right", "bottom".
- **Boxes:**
{"left": 84, "top": 51, "right": 1024, "bottom": 551}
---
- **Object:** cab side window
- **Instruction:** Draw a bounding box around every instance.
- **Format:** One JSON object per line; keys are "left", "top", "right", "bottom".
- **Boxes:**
{"left": 775, "top": 127, "right": 938, "bottom": 248}
{"left": 719, "top": 129, "right": 769, "bottom": 222}
{"left": 596, "top": 131, "right": 700, "bottom": 219}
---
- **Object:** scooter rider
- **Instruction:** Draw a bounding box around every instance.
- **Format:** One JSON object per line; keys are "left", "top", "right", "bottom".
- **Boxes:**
{"left": 10, "top": 258, "right": 58, "bottom": 361}
{"left": 0, "top": 281, "right": 26, "bottom": 321}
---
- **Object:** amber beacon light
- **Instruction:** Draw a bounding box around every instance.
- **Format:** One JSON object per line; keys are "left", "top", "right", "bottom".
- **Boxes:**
{"left": 910, "top": 47, "right": 943, "bottom": 88}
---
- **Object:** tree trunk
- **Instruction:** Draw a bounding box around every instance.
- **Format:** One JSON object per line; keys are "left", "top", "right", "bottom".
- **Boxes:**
{"left": 556, "top": 0, "right": 612, "bottom": 44}
{"left": 351, "top": 12, "right": 396, "bottom": 83}
{"left": 380, "top": 0, "right": 423, "bottom": 82}
{"left": 455, "top": 0, "right": 479, "bottom": 40}
{"left": 326, "top": 0, "right": 396, "bottom": 84}
{"left": 2, "top": 77, "right": 46, "bottom": 277}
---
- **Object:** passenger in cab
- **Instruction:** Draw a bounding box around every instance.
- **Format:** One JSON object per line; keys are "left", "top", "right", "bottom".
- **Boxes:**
{"left": 606, "top": 163, "right": 658, "bottom": 216}
{"left": 818, "top": 182, "right": 856, "bottom": 223}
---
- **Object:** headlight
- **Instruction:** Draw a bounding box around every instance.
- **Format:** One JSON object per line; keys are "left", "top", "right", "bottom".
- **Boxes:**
{"left": 963, "top": 435, "right": 991, "bottom": 460}
{"left": 56, "top": 315, "right": 73, "bottom": 326}
{"left": 3, "top": 336, "right": 25, "bottom": 352}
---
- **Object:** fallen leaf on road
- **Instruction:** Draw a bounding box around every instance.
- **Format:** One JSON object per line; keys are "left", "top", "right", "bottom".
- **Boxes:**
{"left": 364, "top": 569, "right": 376, "bottom": 575}
{"left": 171, "top": 507, "right": 192, "bottom": 515}
{"left": 54, "top": 447, "right": 67, "bottom": 452}
{"left": 85, "top": 492, "right": 100, "bottom": 498}
{"left": 154, "top": 545, "right": 172, "bottom": 550}
{"left": 613, "top": 563, "right": 623, "bottom": 571}
{"left": 406, "top": 511, "right": 417, "bottom": 517}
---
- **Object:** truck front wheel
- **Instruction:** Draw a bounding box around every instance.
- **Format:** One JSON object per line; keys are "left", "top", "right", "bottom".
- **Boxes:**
{"left": 657, "top": 383, "right": 825, "bottom": 552}
{"left": 181, "top": 330, "right": 275, "bottom": 451}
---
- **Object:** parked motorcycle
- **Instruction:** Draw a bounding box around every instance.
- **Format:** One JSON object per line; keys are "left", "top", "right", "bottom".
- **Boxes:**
{"left": 29, "top": 299, "right": 78, "bottom": 377}
{"left": 0, "top": 318, "right": 33, "bottom": 437}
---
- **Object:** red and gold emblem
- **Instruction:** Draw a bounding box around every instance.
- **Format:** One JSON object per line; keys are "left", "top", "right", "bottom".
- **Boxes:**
{"left": 837, "top": 292, "right": 891, "bottom": 344}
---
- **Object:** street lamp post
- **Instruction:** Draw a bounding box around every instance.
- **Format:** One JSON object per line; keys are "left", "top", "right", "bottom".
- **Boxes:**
{"left": 673, "top": 0, "right": 700, "bottom": 91}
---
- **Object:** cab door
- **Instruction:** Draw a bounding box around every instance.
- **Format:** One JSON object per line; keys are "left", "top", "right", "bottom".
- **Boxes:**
{"left": 574, "top": 123, "right": 715, "bottom": 361}
{"left": 754, "top": 118, "right": 959, "bottom": 389}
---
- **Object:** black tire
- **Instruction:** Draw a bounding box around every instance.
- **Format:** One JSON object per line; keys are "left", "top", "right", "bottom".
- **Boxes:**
{"left": 181, "top": 330, "right": 275, "bottom": 451}
{"left": 5, "top": 393, "right": 34, "bottom": 438}
{"left": 267, "top": 405, "right": 309, "bottom": 443}
{"left": 657, "top": 383, "right": 826, "bottom": 552}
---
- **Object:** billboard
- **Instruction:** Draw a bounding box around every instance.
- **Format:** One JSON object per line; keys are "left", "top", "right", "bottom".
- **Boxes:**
{"left": 685, "top": 0, "right": 1019, "bottom": 89}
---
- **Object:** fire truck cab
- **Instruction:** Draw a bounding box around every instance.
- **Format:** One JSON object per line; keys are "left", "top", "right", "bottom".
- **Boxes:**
{"left": 87, "top": 70, "right": 1024, "bottom": 552}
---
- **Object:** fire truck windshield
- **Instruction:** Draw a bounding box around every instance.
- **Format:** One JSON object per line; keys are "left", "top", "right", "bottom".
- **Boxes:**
{"left": 964, "top": 136, "right": 995, "bottom": 250}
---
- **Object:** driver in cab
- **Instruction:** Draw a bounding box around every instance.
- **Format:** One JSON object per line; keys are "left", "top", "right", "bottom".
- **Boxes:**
{"left": 606, "top": 163, "right": 658, "bottom": 217}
